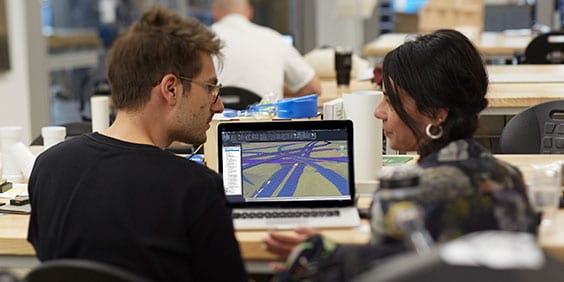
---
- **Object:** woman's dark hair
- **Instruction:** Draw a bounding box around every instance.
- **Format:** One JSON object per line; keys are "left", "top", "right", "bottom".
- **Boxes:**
{"left": 382, "top": 29, "right": 488, "bottom": 157}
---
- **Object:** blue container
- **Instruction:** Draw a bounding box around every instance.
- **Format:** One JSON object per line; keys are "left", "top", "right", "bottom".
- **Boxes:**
{"left": 276, "top": 94, "right": 318, "bottom": 118}
{"left": 186, "top": 154, "right": 205, "bottom": 165}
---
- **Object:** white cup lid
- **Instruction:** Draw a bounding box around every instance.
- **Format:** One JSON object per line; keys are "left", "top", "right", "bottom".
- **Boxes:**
{"left": 41, "top": 126, "right": 67, "bottom": 138}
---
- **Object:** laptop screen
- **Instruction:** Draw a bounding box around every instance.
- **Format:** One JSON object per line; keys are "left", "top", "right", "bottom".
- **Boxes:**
{"left": 217, "top": 120, "right": 355, "bottom": 208}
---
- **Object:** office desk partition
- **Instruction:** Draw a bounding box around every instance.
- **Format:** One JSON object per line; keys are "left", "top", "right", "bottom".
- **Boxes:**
{"left": 3, "top": 155, "right": 564, "bottom": 272}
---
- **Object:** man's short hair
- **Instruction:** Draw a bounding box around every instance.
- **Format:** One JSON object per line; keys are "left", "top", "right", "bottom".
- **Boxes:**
{"left": 107, "top": 7, "right": 222, "bottom": 110}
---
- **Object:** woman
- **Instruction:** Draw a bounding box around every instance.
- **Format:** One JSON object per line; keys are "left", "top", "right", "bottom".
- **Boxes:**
{"left": 264, "top": 29, "right": 538, "bottom": 280}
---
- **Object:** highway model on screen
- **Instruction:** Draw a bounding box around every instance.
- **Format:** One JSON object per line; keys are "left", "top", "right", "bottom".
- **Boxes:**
{"left": 241, "top": 141, "right": 349, "bottom": 198}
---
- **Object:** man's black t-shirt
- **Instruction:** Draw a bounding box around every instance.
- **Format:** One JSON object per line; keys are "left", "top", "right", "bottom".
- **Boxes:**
{"left": 28, "top": 133, "right": 247, "bottom": 282}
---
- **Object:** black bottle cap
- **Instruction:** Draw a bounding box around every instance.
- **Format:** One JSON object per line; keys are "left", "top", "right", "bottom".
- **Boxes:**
{"left": 379, "top": 176, "right": 419, "bottom": 189}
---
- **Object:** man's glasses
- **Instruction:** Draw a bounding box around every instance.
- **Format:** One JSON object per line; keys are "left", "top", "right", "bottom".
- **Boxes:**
{"left": 177, "top": 75, "right": 222, "bottom": 104}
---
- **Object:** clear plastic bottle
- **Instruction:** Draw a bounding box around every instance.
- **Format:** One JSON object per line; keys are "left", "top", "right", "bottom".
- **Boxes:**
{"left": 370, "top": 164, "right": 434, "bottom": 254}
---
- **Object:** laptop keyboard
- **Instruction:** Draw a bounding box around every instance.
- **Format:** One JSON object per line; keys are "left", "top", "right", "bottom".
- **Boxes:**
{"left": 232, "top": 209, "right": 341, "bottom": 219}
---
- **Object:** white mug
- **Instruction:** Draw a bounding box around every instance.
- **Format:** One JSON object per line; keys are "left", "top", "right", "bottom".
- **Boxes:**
{"left": 42, "top": 126, "right": 67, "bottom": 150}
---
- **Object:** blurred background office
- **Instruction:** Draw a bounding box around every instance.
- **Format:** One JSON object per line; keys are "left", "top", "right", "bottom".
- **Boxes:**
{"left": 1, "top": 0, "right": 564, "bottom": 143}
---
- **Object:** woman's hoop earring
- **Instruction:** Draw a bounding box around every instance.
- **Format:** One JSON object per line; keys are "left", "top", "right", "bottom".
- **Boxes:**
{"left": 426, "top": 123, "right": 443, "bottom": 139}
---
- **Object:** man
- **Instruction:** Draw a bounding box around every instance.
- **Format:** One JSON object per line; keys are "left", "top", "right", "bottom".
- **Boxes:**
{"left": 211, "top": 0, "right": 322, "bottom": 101}
{"left": 28, "top": 7, "right": 248, "bottom": 282}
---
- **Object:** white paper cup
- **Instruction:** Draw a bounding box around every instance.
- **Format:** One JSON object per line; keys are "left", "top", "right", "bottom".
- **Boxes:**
{"left": 42, "top": 126, "right": 67, "bottom": 149}
{"left": 8, "top": 142, "right": 36, "bottom": 181}
{"left": 91, "top": 95, "right": 110, "bottom": 132}
{"left": 0, "top": 126, "right": 24, "bottom": 182}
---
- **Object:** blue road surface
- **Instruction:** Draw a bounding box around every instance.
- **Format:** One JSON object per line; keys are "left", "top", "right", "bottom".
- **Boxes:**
{"left": 241, "top": 141, "right": 349, "bottom": 198}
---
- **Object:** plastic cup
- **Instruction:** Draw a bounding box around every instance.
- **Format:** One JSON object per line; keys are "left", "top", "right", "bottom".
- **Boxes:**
{"left": 0, "top": 126, "right": 24, "bottom": 182}
{"left": 527, "top": 168, "right": 561, "bottom": 236}
{"left": 42, "top": 126, "right": 66, "bottom": 150}
{"left": 335, "top": 47, "right": 352, "bottom": 86}
{"left": 528, "top": 169, "right": 560, "bottom": 213}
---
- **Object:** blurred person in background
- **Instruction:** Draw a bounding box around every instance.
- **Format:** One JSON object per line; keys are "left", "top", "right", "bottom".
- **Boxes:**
{"left": 211, "top": 0, "right": 321, "bottom": 101}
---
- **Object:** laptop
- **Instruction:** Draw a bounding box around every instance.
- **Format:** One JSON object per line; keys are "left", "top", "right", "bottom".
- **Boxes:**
{"left": 217, "top": 120, "right": 360, "bottom": 230}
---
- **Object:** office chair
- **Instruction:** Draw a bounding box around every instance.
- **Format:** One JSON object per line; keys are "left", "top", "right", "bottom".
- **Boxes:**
{"left": 499, "top": 100, "right": 564, "bottom": 154}
{"left": 354, "top": 247, "right": 564, "bottom": 282}
{"left": 515, "top": 32, "right": 564, "bottom": 64}
{"left": 219, "top": 86, "right": 262, "bottom": 110}
{"left": 354, "top": 232, "right": 564, "bottom": 282}
{"left": 23, "top": 259, "right": 152, "bottom": 282}
{"left": 30, "top": 122, "right": 92, "bottom": 146}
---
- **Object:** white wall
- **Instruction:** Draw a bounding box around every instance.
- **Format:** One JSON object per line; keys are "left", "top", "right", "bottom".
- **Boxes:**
{"left": 0, "top": 0, "right": 49, "bottom": 143}
{"left": 314, "top": 0, "right": 367, "bottom": 55}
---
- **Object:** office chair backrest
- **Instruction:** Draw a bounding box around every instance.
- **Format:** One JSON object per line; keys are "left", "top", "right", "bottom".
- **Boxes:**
{"left": 354, "top": 244, "right": 564, "bottom": 282}
{"left": 24, "top": 259, "right": 152, "bottom": 282}
{"left": 500, "top": 100, "right": 564, "bottom": 154}
{"left": 220, "top": 86, "right": 262, "bottom": 110}
{"left": 523, "top": 32, "right": 564, "bottom": 64}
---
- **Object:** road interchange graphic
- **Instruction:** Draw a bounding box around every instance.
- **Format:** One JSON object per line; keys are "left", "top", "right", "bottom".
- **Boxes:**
{"left": 240, "top": 141, "right": 350, "bottom": 199}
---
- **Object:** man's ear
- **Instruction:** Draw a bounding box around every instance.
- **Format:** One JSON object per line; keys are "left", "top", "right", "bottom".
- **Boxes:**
{"left": 160, "top": 74, "right": 179, "bottom": 104}
{"left": 212, "top": 7, "right": 222, "bottom": 22}
{"left": 246, "top": 6, "right": 254, "bottom": 20}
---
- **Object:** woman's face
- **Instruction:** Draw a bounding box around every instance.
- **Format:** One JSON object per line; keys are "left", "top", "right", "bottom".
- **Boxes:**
{"left": 374, "top": 86, "right": 433, "bottom": 152}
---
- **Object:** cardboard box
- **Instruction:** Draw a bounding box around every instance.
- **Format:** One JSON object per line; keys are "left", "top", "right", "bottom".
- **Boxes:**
{"left": 418, "top": 0, "right": 484, "bottom": 34}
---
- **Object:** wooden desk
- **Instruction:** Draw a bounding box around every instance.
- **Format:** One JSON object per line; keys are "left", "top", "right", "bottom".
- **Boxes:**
{"left": 538, "top": 211, "right": 564, "bottom": 261}
{"left": 488, "top": 65, "right": 564, "bottom": 84}
{"left": 236, "top": 221, "right": 371, "bottom": 273}
{"left": 320, "top": 79, "right": 564, "bottom": 116}
{"left": 363, "top": 32, "right": 532, "bottom": 58}
{"left": 0, "top": 213, "right": 37, "bottom": 268}
{"left": 487, "top": 65, "right": 564, "bottom": 114}
{"left": 3, "top": 155, "right": 564, "bottom": 271}
{"left": 485, "top": 83, "right": 564, "bottom": 115}
{"left": 495, "top": 154, "right": 564, "bottom": 181}
{"left": 0, "top": 212, "right": 370, "bottom": 273}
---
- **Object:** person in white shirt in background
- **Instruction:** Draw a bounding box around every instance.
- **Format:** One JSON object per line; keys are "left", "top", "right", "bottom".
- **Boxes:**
{"left": 211, "top": 0, "right": 322, "bottom": 101}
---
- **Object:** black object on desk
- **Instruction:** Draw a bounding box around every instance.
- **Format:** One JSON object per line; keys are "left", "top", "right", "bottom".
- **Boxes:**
{"left": 0, "top": 179, "right": 12, "bottom": 193}
{"left": 335, "top": 47, "right": 352, "bottom": 86}
{"left": 220, "top": 86, "right": 262, "bottom": 111}
{"left": 0, "top": 203, "right": 30, "bottom": 214}
{"left": 10, "top": 195, "right": 29, "bottom": 206}
{"left": 357, "top": 207, "right": 371, "bottom": 219}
